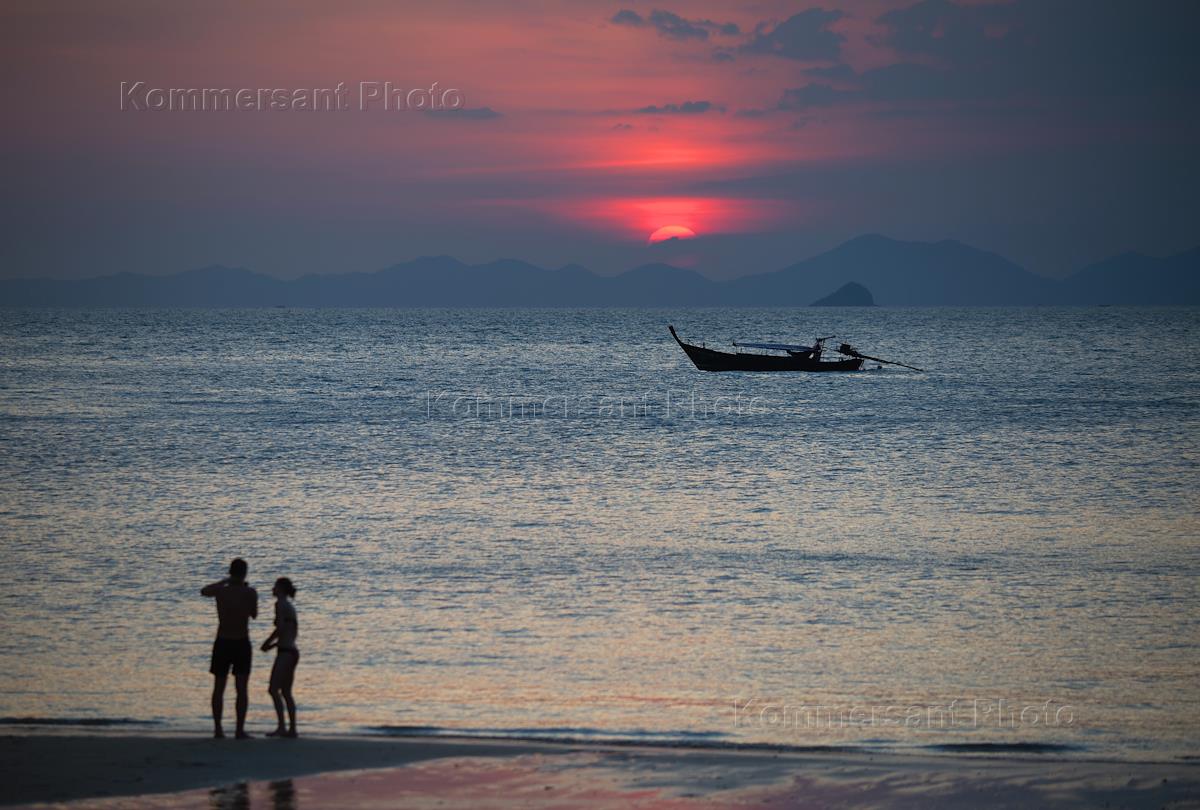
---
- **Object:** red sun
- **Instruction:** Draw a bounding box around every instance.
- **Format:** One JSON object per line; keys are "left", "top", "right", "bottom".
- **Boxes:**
{"left": 648, "top": 225, "right": 697, "bottom": 244}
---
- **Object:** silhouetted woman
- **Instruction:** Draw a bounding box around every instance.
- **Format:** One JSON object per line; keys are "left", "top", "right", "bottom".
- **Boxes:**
{"left": 261, "top": 577, "right": 299, "bottom": 737}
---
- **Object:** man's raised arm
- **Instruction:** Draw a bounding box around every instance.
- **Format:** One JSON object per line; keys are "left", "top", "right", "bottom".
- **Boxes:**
{"left": 201, "top": 578, "right": 228, "bottom": 597}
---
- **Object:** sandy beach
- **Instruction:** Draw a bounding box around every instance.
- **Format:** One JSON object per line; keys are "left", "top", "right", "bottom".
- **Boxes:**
{"left": 4, "top": 733, "right": 1198, "bottom": 809}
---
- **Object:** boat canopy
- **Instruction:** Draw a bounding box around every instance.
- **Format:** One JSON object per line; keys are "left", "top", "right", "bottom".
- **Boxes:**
{"left": 733, "top": 341, "right": 814, "bottom": 353}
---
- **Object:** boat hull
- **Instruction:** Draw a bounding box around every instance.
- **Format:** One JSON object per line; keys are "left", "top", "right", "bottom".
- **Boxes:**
{"left": 669, "top": 326, "right": 864, "bottom": 373}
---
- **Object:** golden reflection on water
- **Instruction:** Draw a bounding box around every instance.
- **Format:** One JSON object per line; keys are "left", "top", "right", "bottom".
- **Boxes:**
{"left": 2, "top": 483, "right": 1197, "bottom": 756}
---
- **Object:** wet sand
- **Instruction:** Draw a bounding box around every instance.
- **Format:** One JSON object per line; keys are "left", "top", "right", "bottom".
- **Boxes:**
{"left": 4, "top": 733, "right": 1198, "bottom": 809}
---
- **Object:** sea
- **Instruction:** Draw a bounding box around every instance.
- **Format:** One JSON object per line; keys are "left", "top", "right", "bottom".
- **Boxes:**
{"left": 0, "top": 307, "right": 1197, "bottom": 760}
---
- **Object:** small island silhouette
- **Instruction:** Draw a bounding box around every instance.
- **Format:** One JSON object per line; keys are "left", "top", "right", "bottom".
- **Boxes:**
{"left": 811, "top": 281, "right": 875, "bottom": 307}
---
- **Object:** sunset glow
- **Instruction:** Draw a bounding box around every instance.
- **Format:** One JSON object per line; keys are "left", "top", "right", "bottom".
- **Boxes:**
{"left": 2, "top": 1, "right": 1195, "bottom": 280}
{"left": 648, "top": 225, "right": 697, "bottom": 243}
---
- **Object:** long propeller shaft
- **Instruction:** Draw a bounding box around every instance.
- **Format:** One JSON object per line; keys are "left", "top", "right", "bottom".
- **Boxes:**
{"left": 838, "top": 343, "right": 925, "bottom": 372}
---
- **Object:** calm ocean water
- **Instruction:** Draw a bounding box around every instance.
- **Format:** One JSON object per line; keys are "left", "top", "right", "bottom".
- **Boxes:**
{"left": 0, "top": 307, "right": 1197, "bottom": 759}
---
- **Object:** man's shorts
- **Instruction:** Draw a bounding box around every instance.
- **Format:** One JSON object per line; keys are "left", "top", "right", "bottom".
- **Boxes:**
{"left": 210, "top": 637, "right": 252, "bottom": 676}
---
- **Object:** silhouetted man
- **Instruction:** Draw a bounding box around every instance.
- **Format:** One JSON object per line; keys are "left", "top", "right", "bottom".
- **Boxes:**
{"left": 202, "top": 558, "right": 258, "bottom": 738}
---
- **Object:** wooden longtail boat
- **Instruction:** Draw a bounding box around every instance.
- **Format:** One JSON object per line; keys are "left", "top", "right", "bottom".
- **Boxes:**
{"left": 668, "top": 326, "right": 925, "bottom": 373}
{"left": 668, "top": 325, "right": 862, "bottom": 372}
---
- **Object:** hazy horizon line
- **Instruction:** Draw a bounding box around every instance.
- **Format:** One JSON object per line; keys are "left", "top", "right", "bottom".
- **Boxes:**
{"left": 10, "top": 232, "right": 1199, "bottom": 285}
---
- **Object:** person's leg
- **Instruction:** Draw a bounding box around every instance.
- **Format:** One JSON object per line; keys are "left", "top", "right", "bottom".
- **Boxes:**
{"left": 211, "top": 673, "right": 227, "bottom": 738}
{"left": 266, "top": 654, "right": 287, "bottom": 735}
{"left": 234, "top": 673, "right": 251, "bottom": 738}
{"left": 267, "top": 686, "right": 286, "bottom": 734}
{"left": 283, "top": 652, "right": 298, "bottom": 736}
{"left": 283, "top": 684, "right": 297, "bottom": 736}
{"left": 267, "top": 657, "right": 286, "bottom": 736}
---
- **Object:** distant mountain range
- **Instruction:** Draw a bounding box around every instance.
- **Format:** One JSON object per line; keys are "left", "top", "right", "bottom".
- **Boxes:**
{"left": 2, "top": 235, "right": 1197, "bottom": 307}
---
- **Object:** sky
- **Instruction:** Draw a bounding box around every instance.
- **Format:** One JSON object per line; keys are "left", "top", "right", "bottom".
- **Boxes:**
{"left": 2, "top": 0, "right": 1198, "bottom": 280}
